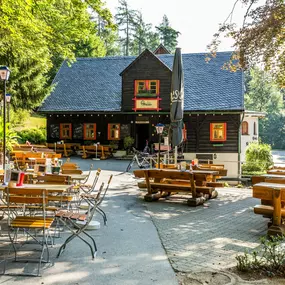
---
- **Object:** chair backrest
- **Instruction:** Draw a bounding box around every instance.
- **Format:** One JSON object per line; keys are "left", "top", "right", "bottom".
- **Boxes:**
{"left": 96, "top": 174, "right": 113, "bottom": 206}
{"left": 88, "top": 168, "right": 101, "bottom": 192}
{"left": 61, "top": 169, "right": 83, "bottom": 175}
{"left": 81, "top": 164, "right": 94, "bottom": 184}
{"left": 37, "top": 174, "right": 69, "bottom": 184}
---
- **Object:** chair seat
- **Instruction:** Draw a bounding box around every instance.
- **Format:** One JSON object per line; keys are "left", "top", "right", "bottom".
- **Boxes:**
{"left": 26, "top": 205, "right": 59, "bottom": 211}
{"left": 11, "top": 216, "right": 54, "bottom": 228}
{"left": 48, "top": 196, "right": 73, "bottom": 202}
{"left": 55, "top": 210, "right": 87, "bottom": 221}
{"left": 0, "top": 205, "right": 22, "bottom": 209}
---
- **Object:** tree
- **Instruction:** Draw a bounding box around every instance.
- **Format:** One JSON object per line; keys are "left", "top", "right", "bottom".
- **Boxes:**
{"left": 244, "top": 67, "right": 285, "bottom": 149}
{"left": 156, "top": 15, "right": 180, "bottom": 53}
{"left": 0, "top": 0, "right": 114, "bottom": 109}
{"left": 115, "top": 0, "right": 138, "bottom": 56}
{"left": 208, "top": 0, "right": 285, "bottom": 87}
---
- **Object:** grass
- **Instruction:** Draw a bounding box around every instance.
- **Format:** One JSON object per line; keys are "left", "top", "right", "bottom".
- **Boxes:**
{"left": 25, "top": 116, "right": 46, "bottom": 128}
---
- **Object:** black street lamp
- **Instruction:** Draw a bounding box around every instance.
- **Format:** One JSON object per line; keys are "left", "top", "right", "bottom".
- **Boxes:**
{"left": 0, "top": 66, "right": 11, "bottom": 182}
{"left": 6, "top": 93, "right": 11, "bottom": 123}
{"left": 155, "top": 123, "right": 165, "bottom": 169}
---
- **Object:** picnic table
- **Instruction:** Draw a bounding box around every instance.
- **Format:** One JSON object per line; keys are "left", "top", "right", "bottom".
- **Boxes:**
{"left": 0, "top": 183, "right": 72, "bottom": 193}
{"left": 252, "top": 174, "right": 285, "bottom": 185}
{"left": 253, "top": 182, "right": 285, "bottom": 235}
{"left": 267, "top": 169, "right": 285, "bottom": 175}
{"left": 134, "top": 169, "right": 219, "bottom": 206}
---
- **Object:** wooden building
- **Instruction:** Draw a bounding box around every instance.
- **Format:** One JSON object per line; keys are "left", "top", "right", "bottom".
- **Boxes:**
{"left": 38, "top": 48, "right": 244, "bottom": 175}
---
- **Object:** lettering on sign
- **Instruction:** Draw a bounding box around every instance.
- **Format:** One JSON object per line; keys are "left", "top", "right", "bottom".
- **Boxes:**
{"left": 170, "top": 90, "right": 184, "bottom": 103}
{"left": 135, "top": 99, "right": 158, "bottom": 110}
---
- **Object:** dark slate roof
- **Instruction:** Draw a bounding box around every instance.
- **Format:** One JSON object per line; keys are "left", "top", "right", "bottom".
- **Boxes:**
{"left": 39, "top": 51, "right": 244, "bottom": 113}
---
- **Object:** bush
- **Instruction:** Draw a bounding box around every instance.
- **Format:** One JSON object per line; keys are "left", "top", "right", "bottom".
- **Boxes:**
{"left": 236, "top": 235, "right": 285, "bottom": 276}
{"left": 17, "top": 127, "right": 46, "bottom": 144}
{"left": 123, "top": 136, "right": 134, "bottom": 150}
{"left": 242, "top": 142, "right": 273, "bottom": 175}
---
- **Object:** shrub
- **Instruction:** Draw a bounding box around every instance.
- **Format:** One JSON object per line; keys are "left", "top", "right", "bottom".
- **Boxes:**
{"left": 236, "top": 235, "right": 285, "bottom": 276}
{"left": 17, "top": 127, "right": 46, "bottom": 144}
{"left": 242, "top": 142, "right": 273, "bottom": 175}
{"left": 123, "top": 136, "right": 134, "bottom": 150}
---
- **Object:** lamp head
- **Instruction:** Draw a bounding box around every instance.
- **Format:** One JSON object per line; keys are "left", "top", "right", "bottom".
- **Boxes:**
{"left": 155, "top": 123, "right": 165, "bottom": 134}
{"left": 0, "top": 66, "right": 11, "bottom": 81}
{"left": 6, "top": 93, "right": 11, "bottom": 103}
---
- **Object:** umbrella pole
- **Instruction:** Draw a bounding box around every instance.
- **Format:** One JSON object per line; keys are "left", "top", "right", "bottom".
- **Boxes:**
{"left": 174, "top": 146, "right": 178, "bottom": 166}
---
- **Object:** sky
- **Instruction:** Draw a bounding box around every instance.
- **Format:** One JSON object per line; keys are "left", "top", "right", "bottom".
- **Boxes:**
{"left": 104, "top": 0, "right": 249, "bottom": 53}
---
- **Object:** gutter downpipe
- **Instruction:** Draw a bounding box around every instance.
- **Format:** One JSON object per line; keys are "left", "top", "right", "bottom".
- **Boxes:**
{"left": 238, "top": 112, "right": 245, "bottom": 178}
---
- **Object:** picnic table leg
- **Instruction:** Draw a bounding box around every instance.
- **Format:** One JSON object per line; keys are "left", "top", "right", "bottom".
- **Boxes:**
{"left": 144, "top": 172, "right": 162, "bottom": 202}
{"left": 267, "top": 189, "right": 285, "bottom": 236}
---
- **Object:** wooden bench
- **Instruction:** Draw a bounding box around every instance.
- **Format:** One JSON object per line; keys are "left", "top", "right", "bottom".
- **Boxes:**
{"left": 253, "top": 182, "right": 285, "bottom": 235}
{"left": 81, "top": 145, "right": 112, "bottom": 159}
{"left": 134, "top": 169, "right": 218, "bottom": 206}
{"left": 46, "top": 143, "right": 80, "bottom": 157}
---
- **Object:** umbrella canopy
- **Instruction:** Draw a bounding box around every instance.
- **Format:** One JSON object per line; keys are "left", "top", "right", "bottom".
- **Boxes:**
{"left": 170, "top": 48, "right": 184, "bottom": 147}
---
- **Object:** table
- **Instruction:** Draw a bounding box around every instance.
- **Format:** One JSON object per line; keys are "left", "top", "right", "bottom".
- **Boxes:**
{"left": 253, "top": 182, "right": 285, "bottom": 235}
{"left": 0, "top": 183, "right": 72, "bottom": 193}
{"left": 267, "top": 169, "right": 285, "bottom": 175}
{"left": 59, "top": 173, "right": 87, "bottom": 182}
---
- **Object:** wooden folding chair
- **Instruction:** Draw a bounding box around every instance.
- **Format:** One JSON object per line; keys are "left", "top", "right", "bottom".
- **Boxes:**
{"left": 4, "top": 187, "right": 55, "bottom": 276}
{"left": 55, "top": 186, "right": 102, "bottom": 259}
{"left": 79, "top": 168, "right": 101, "bottom": 194}
{"left": 81, "top": 174, "right": 113, "bottom": 225}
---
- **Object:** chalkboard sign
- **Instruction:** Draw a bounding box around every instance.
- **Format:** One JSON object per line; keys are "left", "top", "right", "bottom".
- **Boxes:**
{"left": 50, "top": 124, "right": 60, "bottom": 139}
{"left": 10, "top": 171, "right": 20, "bottom": 182}
{"left": 120, "top": 124, "right": 131, "bottom": 138}
{"left": 73, "top": 123, "right": 83, "bottom": 139}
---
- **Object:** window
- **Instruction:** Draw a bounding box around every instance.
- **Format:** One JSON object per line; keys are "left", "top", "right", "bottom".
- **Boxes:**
{"left": 242, "top": 121, "right": 248, "bottom": 135}
{"left": 84, "top": 123, "right": 96, "bottom": 140}
{"left": 253, "top": 122, "right": 257, "bottom": 135}
{"left": 108, "top": 123, "right": 120, "bottom": 140}
{"left": 60, "top": 123, "right": 72, "bottom": 139}
{"left": 210, "top": 123, "right": 227, "bottom": 142}
{"left": 135, "top": 80, "right": 159, "bottom": 96}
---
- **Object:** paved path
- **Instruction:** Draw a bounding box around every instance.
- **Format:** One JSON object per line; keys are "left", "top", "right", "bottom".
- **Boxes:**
{"left": 0, "top": 170, "right": 178, "bottom": 285}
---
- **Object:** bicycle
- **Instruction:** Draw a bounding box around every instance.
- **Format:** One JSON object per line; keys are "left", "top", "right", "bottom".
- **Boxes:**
{"left": 126, "top": 148, "right": 157, "bottom": 172}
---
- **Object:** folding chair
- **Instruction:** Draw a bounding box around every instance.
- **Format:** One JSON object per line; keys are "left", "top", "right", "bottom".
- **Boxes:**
{"left": 81, "top": 174, "right": 113, "bottom": 225}
{"left": 4, "top": 187, "right": 55, "bottom": 276}
{"left": 79, "top": 168, "right": 101, "bottom": 194}
{"left": 55, "top": 185, "right": 103, "bottom": 259}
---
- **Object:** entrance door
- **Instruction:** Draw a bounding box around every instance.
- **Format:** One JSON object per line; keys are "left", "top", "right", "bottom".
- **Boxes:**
{"left": 135, "top": 123, "right": 149, "bottom": 151}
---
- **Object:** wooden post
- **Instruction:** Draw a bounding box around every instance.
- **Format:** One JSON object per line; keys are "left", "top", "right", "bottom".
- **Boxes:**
{"left": 101, "top": 146, "right": 106, "bottom": 160}
{"left": 272, "top": 188, "right": 281, "bottom": 226}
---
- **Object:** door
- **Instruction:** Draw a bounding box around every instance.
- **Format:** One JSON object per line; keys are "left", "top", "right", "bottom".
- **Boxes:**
{"left": 135, "top": 123, "right": 149, "bottom": 151}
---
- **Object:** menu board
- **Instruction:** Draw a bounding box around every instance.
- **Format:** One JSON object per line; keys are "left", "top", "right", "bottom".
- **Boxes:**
{"left": 73, "top": 123, "right": 83, "bottom": 139}
{"left": 120, "top": 124, "right": 131, "bottom": 138}
{"left": 50, "top": 124, "right": 60, "bottom": 139}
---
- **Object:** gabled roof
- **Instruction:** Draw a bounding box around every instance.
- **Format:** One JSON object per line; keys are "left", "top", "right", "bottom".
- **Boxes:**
{"left": 38, "top": 51, "right": 244, "bottom": 113}
{"left": 153, "top": 44, "right": 171, "bottom": 55}
{"left": 119, "top": 48, "right": 171, "bottom": 76}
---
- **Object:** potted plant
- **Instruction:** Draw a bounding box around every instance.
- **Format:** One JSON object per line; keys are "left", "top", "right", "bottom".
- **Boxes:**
{"left": 124, "top": 136, "right": 135, "bottom": 155}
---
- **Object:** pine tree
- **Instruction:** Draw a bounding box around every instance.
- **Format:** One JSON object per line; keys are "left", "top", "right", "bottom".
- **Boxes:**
{"left": 156, "top": 15, "right": 180, "bottom": 53}
{"left": 115, "top": 0, "right": 138, "bottom": 56}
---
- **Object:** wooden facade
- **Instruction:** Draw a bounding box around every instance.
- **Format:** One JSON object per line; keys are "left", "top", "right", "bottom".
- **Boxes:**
{"left": 40, "top": 48, "right": 244, "bottom": 163}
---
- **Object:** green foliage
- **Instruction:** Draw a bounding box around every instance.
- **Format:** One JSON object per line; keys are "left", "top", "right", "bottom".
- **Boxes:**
{"left": 0, "top": 0, "right": 114, "bottom": 109}
{"left": 123, "top": 136, "right": 134, "bottom": 150}
{"left": 17, "top": 127, "right": 46, "bottom": 144}
{"left": 236, "top": 235, "right": 285, "bottom": 276}
{"left": 156, "top": 15, "right": 180, "bottom": 53}
{"left": 208, "top": 0, "right": 285, "bottom": 87}
{"left": 242, "top": 142, "right": 273, "bottom": 175}
{"left": 244, "top": 67, "right": 285, "bottom": 149}
{"left": 0, "top": 118, "right": 20, "bottom": 152}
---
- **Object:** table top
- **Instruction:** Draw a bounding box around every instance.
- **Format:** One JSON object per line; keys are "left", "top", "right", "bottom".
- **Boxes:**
{"left": 253, "top": 182, "right": 285, "bottom": 190}
{"left": 261, "top": 174, "right": 285, "bottom": 178}
{"left": 267, "top": 169, "right": 285, "bottom": 175}
{"left": 154, "top": 169, "right": 219, "bottom": 175}
{"left": 0, "top": 183, "right": 72, "bottom": 192}
{"left": 60, "top": 174, "right": 87, "bottom": 181}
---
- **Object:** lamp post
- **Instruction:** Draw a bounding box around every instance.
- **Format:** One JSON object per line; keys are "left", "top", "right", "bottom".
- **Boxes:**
{"left": 155, "top": 123, "right": 165, "bottom": 169}
{"left": 6, "top": 93, "right": 11, "bottom": 123}
{"left": 0, "top": 66, "right": 11, "bottom": 180}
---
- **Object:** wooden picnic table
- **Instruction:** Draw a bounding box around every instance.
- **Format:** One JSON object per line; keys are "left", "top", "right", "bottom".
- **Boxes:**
{"left": 267, "top": 169, "right": 285, "bottom": 175}
{"left": 252, "top": 174, "right": 285, "bottom": 185}
{"left": 253, "top": 182, "right": 285, "bottom": 235}
{"left": 0, "top": 183, "right": 72, "bottom": 193}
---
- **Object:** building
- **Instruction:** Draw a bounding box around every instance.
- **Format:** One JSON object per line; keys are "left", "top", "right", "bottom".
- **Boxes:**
{"left": 38, "top": 48, "right": 245, "bottom": 176}
{"left": 240, "top": 111, "right": 266, "bottom": 162}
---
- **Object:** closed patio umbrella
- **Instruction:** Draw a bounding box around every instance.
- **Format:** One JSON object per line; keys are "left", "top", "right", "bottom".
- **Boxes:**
{"left": 170, "top": 48, "right": 184, "bottom": 149}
